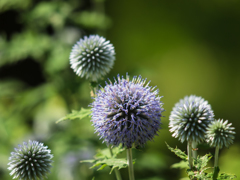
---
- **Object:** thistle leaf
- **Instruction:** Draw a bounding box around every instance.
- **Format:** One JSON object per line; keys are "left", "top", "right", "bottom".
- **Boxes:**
{"left": 166, "top": 142, "right": 188, "bottom": 160}
{"left": 217, "top": 173, "right": 237, "bottom": 179}
{"left": 81, "top": 147, "right": 128, "bottom": 174}
{"left": 194, "top": 154, "right": 212, "bottom": 171}
{"left": 56, "top": 108, "right": 91, "bottom": 123}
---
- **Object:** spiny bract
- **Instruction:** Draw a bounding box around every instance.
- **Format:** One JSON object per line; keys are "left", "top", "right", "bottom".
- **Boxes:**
{"left": 206, "top": 119, "right": 235, "bottom": 149}
{"left": 91, "top": 74, "right": 164, "bottom": 148}
{"left": 8, "top": 140, "right": 53, "bottom": 180}
{"left": 70, "top": 35, "right": 115, "bottom": 82}
{"left": 169, "top": 95, "right": 214, "bottom": 143}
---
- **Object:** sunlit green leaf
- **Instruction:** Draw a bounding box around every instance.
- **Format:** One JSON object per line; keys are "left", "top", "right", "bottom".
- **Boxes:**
{"left": 171, "top": 160, "right": 188, "bottom": 169}
{"left": 83, "top": 158, "right": 128, "bottom": 174}
{"left": 56, "top": 108, "right": 91, "bottom": 123}
{"left": 81, "top": 146, "right": 128, "bottom": 174}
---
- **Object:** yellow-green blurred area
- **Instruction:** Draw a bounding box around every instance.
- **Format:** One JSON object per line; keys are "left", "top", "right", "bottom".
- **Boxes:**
{"left": 0, "top": 0, "right": 239, "bottom": 179}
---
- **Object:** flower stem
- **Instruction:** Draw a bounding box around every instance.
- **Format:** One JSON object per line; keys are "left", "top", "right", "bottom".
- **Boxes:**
{"left": 192, "top": 141, "right": 198, "bottom": 159}
{"left": 109, "top": 146, "right": 122, "bottom": 180}
{"left": 213, "top": 146, "right": 220, "bottom": 180}
{"left": 127, "top": 148, "right": 135, "bottom": 180}
{"left": 214, "top": 145, "right": 219, "bottom": 167}
{"left": 188, "top": 141, "right": 193, "bottom": 169}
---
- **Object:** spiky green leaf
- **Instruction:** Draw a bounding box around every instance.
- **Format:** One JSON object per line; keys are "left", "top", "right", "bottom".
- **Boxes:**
{"left": 217, "top": 173, "right": 237, "bottom": 179}
{"left": 56, "top": 108, "right": 91, "bottom": 123}
{"left": 81, "top": 147, "right": 128, "bottom": 174}
{"left": 166, "top": 142, "right": 188, "bottom": 160}
{"left": 194, "top": 154, "right": 212, "bottom": 171}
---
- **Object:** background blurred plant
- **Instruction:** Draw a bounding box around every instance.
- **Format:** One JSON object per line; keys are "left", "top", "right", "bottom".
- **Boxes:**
{"left": 0, "top": 0, "right": 112, "bottom": 180}
{"left": 8, "top": 140, "right": 53, "bottom": 180}
{"left": 1, "top": 0, "right": 240, "bottom": 180}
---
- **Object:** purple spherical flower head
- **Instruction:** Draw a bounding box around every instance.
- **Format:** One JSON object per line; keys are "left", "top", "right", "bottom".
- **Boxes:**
{"left": 91, "top": 74, "right": 164, "bottom": 148}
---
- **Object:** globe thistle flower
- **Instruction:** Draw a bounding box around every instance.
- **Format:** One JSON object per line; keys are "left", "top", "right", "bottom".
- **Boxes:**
{"left": 70, "top": 35, "right": 115, "bottom": 82}
{"left": 8, "top": 140, "right": 53, "bottom": 180}
{"left": 91, "top": 74, "right": 164, "bottom": 148}
{"left": 169, "top": 95, "right": 214, "bottom": 143}
{"left": 206, "top": 119, "right": 235, "bottom": 149}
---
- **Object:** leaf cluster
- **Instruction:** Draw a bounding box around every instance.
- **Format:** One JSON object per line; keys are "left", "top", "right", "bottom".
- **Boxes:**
{"left": 166, "top": 143, "right": 236, "bottom": 180}
{"left": 0, "top": 0, "right": 110, "bottom": 179}
{"left": 81, "top": 146, "right": 129, "bottom": 174}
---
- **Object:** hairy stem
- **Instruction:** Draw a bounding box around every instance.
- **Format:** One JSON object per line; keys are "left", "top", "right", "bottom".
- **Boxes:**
{"left": 127, "top": 148, "right": 135, "bottom": 180}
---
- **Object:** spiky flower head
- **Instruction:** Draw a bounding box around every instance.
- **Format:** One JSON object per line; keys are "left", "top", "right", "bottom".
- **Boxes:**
{"left": 91, "top": 74, "right": 164, "bottom": 148}
{"left": 206, "top": 119, "right": 235, "bottom": 149}
{"left": 69, "top": 35, "right": 115, "bottom": 82}
{"left": 169, "top": 95, "right": 214, "bottom": 143}
{"left": 8, "top": 140, "right": 53, "bottom": 180}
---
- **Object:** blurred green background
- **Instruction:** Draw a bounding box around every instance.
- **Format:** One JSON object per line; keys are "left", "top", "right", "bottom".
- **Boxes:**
{"left": 0, "top": 0, "right": 240, "bottom": 180}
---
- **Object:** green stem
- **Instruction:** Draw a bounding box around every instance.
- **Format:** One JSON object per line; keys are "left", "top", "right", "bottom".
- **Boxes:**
{"left": 188, "top": 141, "right": 193, "bottom": 170}
{"left": 213, "top": 146, "right": 220, "bottom": 180}
{"left": 214, "top": 146, "right": 219, "bottom": 167}
{"left": 108, "top": 146, "right": 122, "bottom": 180}
{"left": 127, "top": 148, "right": 135, "bottom": 180}
{"left": 192, "top": 141, "right": 198, "bottom": 159}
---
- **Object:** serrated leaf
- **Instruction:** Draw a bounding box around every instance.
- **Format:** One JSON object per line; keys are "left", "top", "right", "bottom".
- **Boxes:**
{"left": 56, "top": 108, "right": 91, "bottom": 123}
{"left": 82, "top": 158, "right": 128, "bottom": 174}
{"left": 166, "top": 142, "right": 188, "bottom": 160}
{"left": 194, "top": 154, "right": 212, "bottom": 171}
{"left": 97, "top": 158, "right": 128, "bottom": 174}
{"left": 217, "top": 172, "right": 237, "bottom": 179}
{"left": 171, "top": 160, "right": 189, "bottom": 169}
{"left": 81, "top": 146, "right": 128, "bottom": 174}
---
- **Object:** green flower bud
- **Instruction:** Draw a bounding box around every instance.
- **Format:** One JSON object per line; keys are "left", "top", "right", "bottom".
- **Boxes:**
{"left": 206, "top": 119, "right": 235, "bottom": 148}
